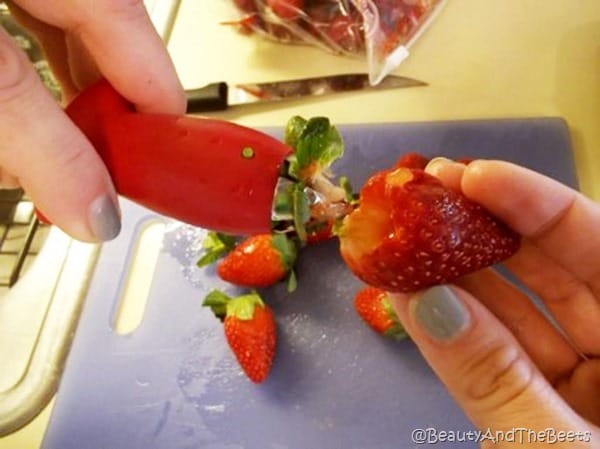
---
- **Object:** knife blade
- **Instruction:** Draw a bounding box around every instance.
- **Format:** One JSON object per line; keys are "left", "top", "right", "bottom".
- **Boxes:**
{"left": 185, "top": 73, "right": 426, "bottom": 113}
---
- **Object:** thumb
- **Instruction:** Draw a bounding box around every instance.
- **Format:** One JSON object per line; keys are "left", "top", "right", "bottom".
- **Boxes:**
{"left": 389, "top": 285, "right": 589, "bottom": 435}
{"left": 0, "top": 27, "right": 120, "bottom": 242}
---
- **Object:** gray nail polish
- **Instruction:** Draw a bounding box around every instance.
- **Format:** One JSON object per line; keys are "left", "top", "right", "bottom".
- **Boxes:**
{"left": 414, "top": 285, "right": 470, "bottom": 341}
{"left": 89, "top": 195, "right": 121, "bottom": 241}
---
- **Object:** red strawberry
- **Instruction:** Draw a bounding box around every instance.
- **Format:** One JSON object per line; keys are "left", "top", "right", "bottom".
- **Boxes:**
{"left": 338, "top": 167, "right": 520, "bottom": 292}
{"left": 354, "top": 286, "right": 407, "bottom": 339}
{"left": 394, "top": 152, "right": 430, "bottom": 170}
{"left": 305, "top": 219, "right": 334, "bottom": 244}
{"left": 267, "top": 0, "right": 304, "bottom": 21}
{"left": 217, "top": 234, "right": 297, "bottom": 289}
{"left": 322, "top": 13, "right": 363, "bottom": 52}
{"left": 203, "top": 291, "right": 276, "bottom": 383}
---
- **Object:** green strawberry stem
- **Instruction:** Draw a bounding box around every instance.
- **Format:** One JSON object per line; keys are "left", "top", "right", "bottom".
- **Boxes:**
{"left": 381, "top": 296, "right": 409, "bottom": 340}
{"left": 202, "top": 290, "right": 266, "bottom": 321}
{"left": 285, "top": 269, "right": 298, "bottom": 293}
{"left": 202, "top": 290, "right": 231, "bottom": 321}
{"left": 273, "top": 115, "right": 356, "bottom": 242}
{"left": 197, "top": 232, "right": 237, "bottom": 267}
{"left": 284, "top": 116, "right": 344, "bottom": 180}
{"left": 292, "top": 183, "right": 310, "bottom": 243}
{"left": 226, "top": 292, "right": 265, "bottom": 320}
{"left": 271, "top": 234, "right": 298, "bottom": 271}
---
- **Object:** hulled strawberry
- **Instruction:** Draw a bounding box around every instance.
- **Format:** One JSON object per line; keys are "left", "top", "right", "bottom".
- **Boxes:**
{"left": 354, "top": 286, "right": 407, "bottom": 339}
{"left": 203, "top": 290, "right": 276, "bottom": 383}
{"left": 217, "top": 234, "right": 298, "bottom": 290}
{"left": 338, "top": 167, "right": 520, "bottom": 292}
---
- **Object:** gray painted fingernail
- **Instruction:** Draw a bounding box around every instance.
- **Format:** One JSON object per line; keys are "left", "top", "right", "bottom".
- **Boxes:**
{"left": 414, "top": 285, "right": 470, "bottom": 341}
{"left": 89, "top": 194, "right": 121, "bottom": 241}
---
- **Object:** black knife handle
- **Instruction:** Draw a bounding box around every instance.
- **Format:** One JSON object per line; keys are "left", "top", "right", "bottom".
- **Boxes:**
{"left": 185, "top": 82, "right": 228, "bottom": 113}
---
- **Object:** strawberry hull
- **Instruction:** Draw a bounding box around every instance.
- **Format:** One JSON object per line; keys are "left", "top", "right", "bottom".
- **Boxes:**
{"left": 339, "top": 168, "right": 521, "bottom": 293}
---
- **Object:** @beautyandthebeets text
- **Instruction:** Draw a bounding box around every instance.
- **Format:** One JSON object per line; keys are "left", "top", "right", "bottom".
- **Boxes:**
{"left": 411, "top": 427, "right": 592, "bottom": 445}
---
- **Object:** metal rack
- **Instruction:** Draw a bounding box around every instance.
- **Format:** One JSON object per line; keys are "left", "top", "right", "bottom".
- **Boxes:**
{"left": 0, "top": 4, "right": 55, "bottom": 289}
{"left": 0, "top": 190, "right": 46, "bottom": 288}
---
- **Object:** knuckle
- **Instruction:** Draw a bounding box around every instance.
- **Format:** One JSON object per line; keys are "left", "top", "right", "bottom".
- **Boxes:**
{"left": 540, "top": 274, "right": 585, "bottom": 304}
{"left": 461, "top": 342, "right": 535, "bottom": 412}
{"left": 51, "top": 135, "right": 93, "bottom": 176}
{"left": 103, "top": 0, "right": 147, "bottom": 20}
{"left": 0, "top": 31, "right": 34, "bottom": 103}
{"left": 67, "top": 0, "right": 147, "bottom": 31}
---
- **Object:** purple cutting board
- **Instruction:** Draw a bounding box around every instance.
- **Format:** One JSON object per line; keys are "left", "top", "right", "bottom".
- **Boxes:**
{"left": 42, "top": 118, "right": 577, "bottom": 449}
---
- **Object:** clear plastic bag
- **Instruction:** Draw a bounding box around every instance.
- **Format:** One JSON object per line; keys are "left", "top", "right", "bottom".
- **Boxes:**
{"left": 227, "top": 0, "right": 446, "bottom": 84}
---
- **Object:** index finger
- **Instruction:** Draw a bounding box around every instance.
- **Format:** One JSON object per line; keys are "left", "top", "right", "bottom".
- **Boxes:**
{"left": 15, "top": 0, "right": 186, "bottom": 114}
{"left": 461, "top": 160, "right": 600, "bottom": 289}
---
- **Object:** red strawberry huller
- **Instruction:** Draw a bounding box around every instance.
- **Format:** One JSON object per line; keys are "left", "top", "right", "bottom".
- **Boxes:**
{"left": 65, "top": 79, "right": 293, "bottom": 236}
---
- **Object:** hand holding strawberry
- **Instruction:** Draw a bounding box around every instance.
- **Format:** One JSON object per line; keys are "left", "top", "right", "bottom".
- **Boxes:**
{"left": 387, "top": 159, "right": 600, "bottom": 440}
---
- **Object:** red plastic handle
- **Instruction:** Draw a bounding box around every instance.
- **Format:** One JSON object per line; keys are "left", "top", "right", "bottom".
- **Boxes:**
{"left": 65, "top": 79, "right": 292, "bottom": 235}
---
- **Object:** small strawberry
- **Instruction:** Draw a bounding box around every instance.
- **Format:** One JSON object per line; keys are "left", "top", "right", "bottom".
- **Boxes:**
{"left": 354, "top": 286, "right": 407, "bottom": 339}
{"left": 203, "top": 290, "right": 276, "bottom": 383}
{"left": 217, "top": 234, "right": 298, "bottom": 290}
{"left": 338, "top": 166, "right": 520, "bottom": 292}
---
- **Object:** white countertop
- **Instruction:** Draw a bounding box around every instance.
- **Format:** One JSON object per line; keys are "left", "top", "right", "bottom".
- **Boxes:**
{"left": 168, "top": 0, "right": 600, "bottom": 199}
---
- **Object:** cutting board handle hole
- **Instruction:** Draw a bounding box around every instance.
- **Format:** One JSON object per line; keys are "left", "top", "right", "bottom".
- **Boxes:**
{"left": 112, "top": 218, "right": 166, "bottom": 335}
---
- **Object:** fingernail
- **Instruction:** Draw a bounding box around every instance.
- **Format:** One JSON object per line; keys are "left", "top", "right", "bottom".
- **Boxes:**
{"left": 427, "top": 156, "right": 452, "bottom": 166}
{"left": 88, "top": 194, "right": 121, "bottom": 241}
{"left": 413, "top": 285, "right": 470, "bottom": 341}
{"left": 425, "top": 157, "right": 457, "bottom": 176}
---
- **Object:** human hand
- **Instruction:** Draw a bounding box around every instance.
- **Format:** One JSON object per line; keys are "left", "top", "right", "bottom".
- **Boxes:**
{"left": 1, "top": 0, "right": 186, "bottom": 241}
{"left": 389, "top": 159, "right": 600, "bottom": 447}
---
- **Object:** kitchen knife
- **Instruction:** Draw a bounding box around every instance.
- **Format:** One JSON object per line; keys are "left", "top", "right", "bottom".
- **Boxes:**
{"left": 185, "top": 73, "right": 426, "bottom": 113}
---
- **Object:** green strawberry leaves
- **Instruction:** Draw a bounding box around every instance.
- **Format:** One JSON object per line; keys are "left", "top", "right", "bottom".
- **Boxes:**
{"left": 271, "top": 179, "right": 311, "bottom": 245}
{"left": 202, "top": 290, "right": 265, "bottom": 321}
{"left": 226, "top": 292, "right": 265, "bottom": 320}
{"left": 197, "top": 232, "right": 237, "bottom": 267}
{"left": 271, "top": 234, "right": 298, "bottom": 271}
{"left": 338, "top": 176, "right": 358, "bottom": 204}
{"left": 279, "top": 115, "right": 355, "bottom": 245}
{"left": 202, "top": 289, "right": 231, "bottom": 321}
{"left": 381, "top": 296, "right": 409, "bottom": 340}
{"left": 285, "top": 116, "right": 344, "bottom": 179}
{"left": 292, "top": 183, "right": 310, "bottom": 244}
{"left": 271, "top": 233, "right": 299, "bottom": 292}
{"left": 284, "top": 115, "right": 307, "bottom": 150}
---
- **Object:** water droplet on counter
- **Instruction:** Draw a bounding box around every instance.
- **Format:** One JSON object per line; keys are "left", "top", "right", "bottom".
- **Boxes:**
{"left": 163, "top": 222, "right": 206, "bottom": 265}
{"left": 203, "top": 404, "right": 225, "bottom": 413}
{"left": 135, "top": 377, "right": 151, "bottom": 387}
{"left": 162, "top": 222, "right": 221, "bottom": 289}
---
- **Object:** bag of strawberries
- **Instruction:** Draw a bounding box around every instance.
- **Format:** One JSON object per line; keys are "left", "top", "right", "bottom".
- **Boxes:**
{"left": 228, "top": 0, "right": 446, "bottom": 84}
